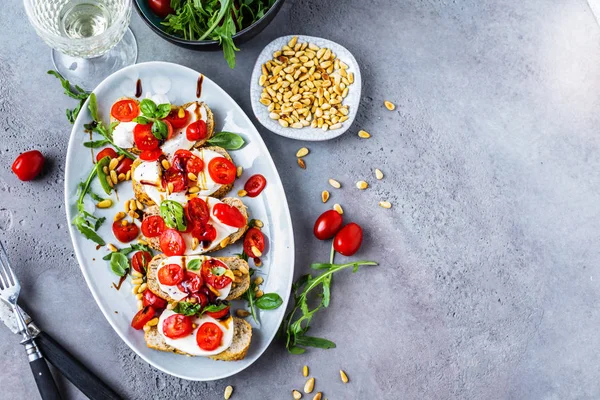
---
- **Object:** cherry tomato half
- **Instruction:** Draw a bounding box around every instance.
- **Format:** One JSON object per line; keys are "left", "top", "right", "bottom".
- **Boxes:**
{"left": 163, "top": 314, "right": 193, "bottom": 339}
{"left": 131, "top": 306, "right": 155, "bottom": 330}
{"left": 172, "top": 149, "right": 204, "bottom": 176}
{"left": 116, "top": 157, "right": 133, "bottom": 175}
{"left": 141, "top": 215, "right": 166, "bottom": 238}
{"left": 201, "top": 259, "right": 232, "bottom": 290}
{"left": 133, "top": 123, "right": 160, "bottom": 151}
{"left": 244, "top": 174, "right": 267, "bottom": 197}
{"left": 159, "top": 229, "right": 186, "bottom": 256}
{"left": 333, "top": 222, "right": 363, "bottom": 256}
{"left": 142, "top": 289, "right": 167, "bottom": 309}
{"left": 162, "top": 168, "right": 187, "bottom": 193}
{"left": 212, "top": 203, "right": 246, "bottom": 228}
{"left": 191, "top": 222, "right": 217, "bottom": 243}
{"left": 204, "top": 304, "right": 230, "bottom": 320}
{"left": 187, "top": 292, "right": 208, "bottom": 309}
{"left": 313, "top": 210, "right": 343, "bottom": 240}
{"left": 139, "top": 149, "right": 163, "bottom": 161}
{"left": 96, "top": 148, "right": 118, "bottom": 163}
{"left": 186, "top": 120, "right": 207, "bottom": 141}
{"left": 177, "top": 271, "right": 203, "bottom": 294}
{"left": 158, "top": 263, "right": 184, "bottom": 286}
{"left": 131, "top": 251, "right": 152, "bottom": 274}
{"left": 185, "top": 198, "right": 210, "bottom": 225}
{"left": 148, "top": 0, "right": 174, "bottom": 19}
{"left": 111, "top": 99, "right": 139, "bottom": 122}
{"left": 165, "top": 108, "right": 190, "bottom": 129}
{"left": 12, "top": 150, "right": 45, "bottom": 181}
{"left": 207, "top": 157, "right": 236, "bottom": 184}
{"left": 112, "top": 220, "right": 139, "bottom": 243}
{"left": 196, "top": 322, "right": 223, "bottom": 351}
{"left": 243, "top": 228, "right": 265, "bottom": 258}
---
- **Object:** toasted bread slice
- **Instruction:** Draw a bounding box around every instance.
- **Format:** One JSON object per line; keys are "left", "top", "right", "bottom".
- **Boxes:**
{"left": 131, "top": 146, "right": 235, "bottom": 207}
{"left": 144, "top": 317, "right": 252, "bottom": 361}
{"left": 140, "top": 197, "right": 249, "bottom": 253}
{"left": 146, "top": 254, "right": 250, "bottom": 302}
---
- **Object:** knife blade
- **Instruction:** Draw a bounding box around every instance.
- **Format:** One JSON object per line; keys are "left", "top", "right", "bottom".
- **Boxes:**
{"left": 0, "top": 302, "right": 121, "bottom": 400}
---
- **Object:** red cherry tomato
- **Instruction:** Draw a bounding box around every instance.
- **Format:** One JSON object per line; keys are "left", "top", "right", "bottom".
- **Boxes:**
{"left": 191, "top": 222, "right": 217, "bottom": 243}
{"left": 244, "top": 174, "right": 267, "bottom": 197}
{"left": 196, "top": 322, "right": 223, "bottom": 351}
{"left": 159, "top": 229, "right": 186, "bottom": 256}
{"left": 186, "top": 156, "right": 204, "bottom": 176}
{"left": 148, "top": 0, "right": 174, "bottom": 18}
{"left": 313, "top": 210, "right": 343, "bottom": 240}
{"left": 207, "top": 157, "right": 236, "bottom": 184}
{"left": 142, "top": 290, "right": 167, "bottom": 309}
{"left": 186, "top": 120, "right": 207, "bottom": 141}
{"left": 141, "top": 215, "right": 166, "bottom": 238}
{"left": 172, "top": 150, "right": 204, "bottom": 176}
{"left": 96, "top": 148, "right": 118, "bottom": 163}
{"left": 163, "top": 314, "right": 193, "bottom": 339}
{"left": 116, "top": 157, "right": 134, "bottom": 175}
{"left": 177, "top": 271, "right": 203, "bottom": 293}
{"left": 131, "top": 251, "right": 152, "bottom": 274}
{"left": 199, "top": 286, "right": 217, "bottom": 303}
{"left": 185, "top": 198, "right": 210, "bottom": 225}
{"left": 243, "top": 228, "right": 265, "bottom": 258}
{"left": 164, "top": 120, "right": 174, "bottom": 140}
{"left": 112, "top": 220, "right": 139, "bottom": 243}
{"left": 139, "top": 149, "right": 163, "bottom": 161}
{"left": 111, "top": 99, "right": 139, "bottom": 122}
{"left": 333, "top": 222, "right": 363, "bottom": 256}
{"left": 158, "top": 263, "right": 184, "bottom": 285}
{"left": 212, "top": 203, "right": 246, "bottom": 228}
{"left": 204, "top": 304, "right": 230, "bottom": 320}
{"left": 131, "top": 306, "right": 155, "bottom": 330}
{"left": 162, "top": 168, "right": 187, "bottom": 193}
{"left": 187, "top": 292, "right": 208, "bottom": 309}
{"left": 133, "top": 124, "right": 160, "bottom": 151}
{"left": 12, "top": 150, "right": 45, "bottom": 181}
{"left": 201, "top": 259, "right": 232, "bottom": 290}
{"left": 165, "top": 108, "right": 189, "bottom": 129}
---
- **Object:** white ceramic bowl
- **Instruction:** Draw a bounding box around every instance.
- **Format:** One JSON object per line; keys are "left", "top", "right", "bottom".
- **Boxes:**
{"left": 250, "top": 35, "right": 362, "bottom": 141}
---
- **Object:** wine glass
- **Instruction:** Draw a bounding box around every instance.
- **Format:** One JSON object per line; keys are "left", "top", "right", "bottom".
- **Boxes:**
{"left": 24, "top": 0, "right": 138, "bottom": 91}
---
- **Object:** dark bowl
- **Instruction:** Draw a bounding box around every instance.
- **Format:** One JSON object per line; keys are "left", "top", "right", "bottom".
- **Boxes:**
{"left": 133, "top": 0, "right": 286, "bottom": 51}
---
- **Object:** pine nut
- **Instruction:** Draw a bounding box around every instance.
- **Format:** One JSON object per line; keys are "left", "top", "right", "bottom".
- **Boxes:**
{"left": 208, "top": 285, "right": 221, "bottom": 297}
{"left": 110, "top": 170, "right": 118, "bottom": 185}
{"left": 96, "top": 199, "right": 112, "bottom": 208}
{"left": 220, "top": 237, "right": 231, "bottom": 248}
{"left": 132, "top": 285, "right": 140, "bottom": 294}
{"left": 118, "top": 173, "right": 126, "bottom": 182}
{"left": 102, "top": 166, "right": 109, "bottom": 175}
{"left": 358, "top": 130, "right": 371, "bottom": 138}
{"left": 138, "top": 283, "right": 147, "bottom": 293}
{"left": 297, "top": 158, "right": 306, "bottom": 169}
{"left": 132, "top": 270, "right": 143, "bottom": 278}
{"left": 132, "top": 278, "right": 143, "bottom": 285}
{"left": 128, "top": 210, "right": 139, "bottom": 219}
{"left": 292, "top": 390, "right": 302, "bottom": 400}
{"left": 269, "top": 112, "right": 280, "bottom": 120}
{"left": 255, "top": 290, "right": 264, "bottom": 298}
{"left": 321, "top": 190, "right": 329, "bottom": 203}
{"left": 375, "top": 168, "right": 384, "bottom": 180}
{"left": 161, "top": 159, "right": 170, "bottom": 170}
{"left": 254, "top": 276, "right": 264, "bottom": 285}
{"left": 238, "top": 264, "right": 249, "bottom": 275}
{"left": 188, "top": 186, "right": 200, "bottom": 194}
{"left": 192, "top": 238, "right": 199, "bottom": 250}
{"left": 108, "top": 158, "right": 119, "bottom": 171}
{"left": 138, "top": 301, "right": 145, "bottom": 311}
{"left": 129, "top": 199, "right": 137, "bottom": 211}
{"left": 384, "top": 100, "right": 396, "bottom": 110}
{"left": 251, "top": 246, "right": 262, "bottom": 257}
{"left": 224, "top": 385, "right": 234, "bottom": 400}
{"left": 121, "top": 219, "right": 128, "bottom": 227}
{"left": 356, "top": 180, "right": 369, "bottom": 190}
{"left": 328, "top": 179, "right": 341, "bottom": 189}
{"left": 304, "top": 377, "right": 315, "bottom": 394}
{"left": 296, "top": 147, "right": 309, "bottom": 158}
{"left": 313, "top": 394, "right": 322, "bottom": 400}
{"left": 238, "top": 189, "right": 247, "bottom": 197}
{"left": 236, "top": 166, "right": 243, "bottom": 178}
{"left": 166, "top": 303, "right": 175, "bottom": 310}
{"left": 126, "top": 170, "right": 131, "bottom": 180}
{"left": 135, "top": 293, "right": 143, "bottom": 300}
{"left": 302, "top": 365, "right": 309, "bottom": 377}
{"left": 107, "top": 243, "right": 118, "bottom": 252}
{"left": 379, "top": 201, "right": 392, "bottom": 209}
{"left": 188, "top": 172, "right": 197, "bottom": 181}
{"left": 146, "top": 318, "right": 159, "bottom": 327}
{"left": 136, "top": 200, "right": 144, "bottom": 210}
{"left": 340, "top": 369, "right": 349, "bottom": 383}
{"left": 106, "top": 176, "right": 114, "bottom": 188}
{"left": 333, "top": 203, "right": 343, "bottom": 214}
{"left": 279, "top": 119, "right": 289, "bottom": 128}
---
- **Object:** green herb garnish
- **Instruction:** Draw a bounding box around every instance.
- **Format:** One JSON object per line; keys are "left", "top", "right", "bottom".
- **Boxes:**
{"left": 160, "top": 200, "right": 187, "bottom": 231}
{"left": 187, "top": 259, "right": 201, "bottom": 271}
{"left": 109, "top": 252, "right": 129, "bottom": 276}
{"left": 47, "top": 70, "right": 89, "bottom": 123}
{"left": 173, "top": 301, "right": 229, "bottom": 317}
{"left": 95, "top": 156, "right": 113, "bottom": 195}
{"left": 241, "top": 268, "right": 283, "bottom": 323}
{"left": 206, "top": 132, "right": 245, "bottom": 150}
{"left": 72, "top": 168, "right": 105, "bottom": 245}
{"left": 135, "top": 98, "right": 172, "bottom": 140}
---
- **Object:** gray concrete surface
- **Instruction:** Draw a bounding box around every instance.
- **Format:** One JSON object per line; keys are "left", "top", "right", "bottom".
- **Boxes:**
{"left": 1, "top": 0, "right": 600, "bottom": 398}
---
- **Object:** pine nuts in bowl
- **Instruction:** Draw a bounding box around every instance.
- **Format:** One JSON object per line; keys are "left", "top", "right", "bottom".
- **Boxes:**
{"left": 250, "top": 35, "right": 362, "bottom": 141}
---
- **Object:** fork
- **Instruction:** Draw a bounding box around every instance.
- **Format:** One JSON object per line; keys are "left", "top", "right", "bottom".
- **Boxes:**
{"left": 0, "top": 241, "right": 61, "bottom": 400}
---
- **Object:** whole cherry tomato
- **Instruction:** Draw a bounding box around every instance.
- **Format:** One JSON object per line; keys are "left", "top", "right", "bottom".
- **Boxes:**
{"left": 313, "top": 210, "right": 343, "bottom": 240}
{"left": 243, "top": 228, "right": 265, "bottom": 258}
{"left": 186, "top": 120, "right": 207, "bottom": 141}
{"left": 96, "top": 148, "right": 118, "bottom": 162}
{"left": 142, "top": 290, "right": 167, "bottom": 309}
{"left": 244, "top": 174, "right": 267, "bottom": 197}
{"left": 148, "top": 0, "right": 174, "bottom": 19}
{"left": 12, "top": 150, "right": 45, "bottom": 181}
{"left": 333, "top": 222, "right": 363, "bottom": 256}
{"left": 112, "top": 220, "right": 139, "bottom": 243}
{"left": 131, "top": 251, "right": 152, "bottom": 274}
{"left": 131, "top": 306, "right": 155, "bottom": 330}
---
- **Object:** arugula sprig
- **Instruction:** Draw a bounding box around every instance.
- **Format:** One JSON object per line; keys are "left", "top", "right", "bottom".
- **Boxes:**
{"left": 47, "top": 70, "right": 89, "bottom": 123}
{"left": 173, "top": 301, "right": 229, "bottom": 317}
{"left": 102, "top": 243, "right": 154, "bottom": 276}
{"left": 132, "top": 99, "right": 171, "bottom": 140}
{"left": 72, "top": 167, "right": 106, "bottom": 245}
{"left": 241, "top": 268, "right": 283, "bottom": 323}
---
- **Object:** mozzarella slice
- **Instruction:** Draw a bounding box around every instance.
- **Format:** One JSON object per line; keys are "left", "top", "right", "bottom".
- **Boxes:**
{"left": 112, "top": 121, "right": 136, "bottom": 148}
{"left": 161, "top": 102, "right": 208, "bottom": 159}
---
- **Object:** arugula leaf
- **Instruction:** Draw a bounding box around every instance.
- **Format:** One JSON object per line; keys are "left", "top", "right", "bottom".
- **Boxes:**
{"left": 152, "top": 120, "right": 169, "bottom": 140}
{"left": 71, "top": 167, "right": 106, "bottom": 245}
{"left": 156, "top": 104, "right": 172, "bottom": 119}
{"left": 173, "top": 302, "right": 202, "bottom": 316}
{"left": 48, "top": 70, "right": 89, "bottom": 123}
{"left": 102, "top": 242, "right": 153, "bottom": 261}
{"left": 206, "top": 132, "right": 245, "bottom": 150}
{"left": 96, "top": 156, "right": 113, "bottom": 195}
{"left": 160, "top": 200, "right": 187, "bottom": 231}
{"left": 213, "top": 11, "right": 239, "bottom": 69}
{"left": 110, "top": 252, "right": 129, "bottom": 276}
{"left": 295, "top": 335, "right": 336, "bottom": 349}
{"left": 187, "top": 259, "right": 201, "bottom": 271}
{"left": 83, "top": 139, "right": 110, "bottom": 148}
{"left": 88, "top": 93, "right": 99, "bottom": 121}
{"left": 73, "top": 214, "right": 105, "bottom": 245}
{"left": 140, "top": 99, "right": 157, "bottom": 117}
{"left": 256, "top": 293, "right": 283, "bottom": 310}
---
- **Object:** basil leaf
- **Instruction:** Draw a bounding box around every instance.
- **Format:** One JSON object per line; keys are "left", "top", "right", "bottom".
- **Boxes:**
{"left": 160, "top": 200, "right": 187, "bottom": 231}
{"left": 110, "top": 252, "right": 129, "bottom": 276}
{"left": 295, "top": 335, "right": 336, "bottom": 349}
{"left": 133, "top": 116, "right": 151, "bottom": 124}
{"left": 95, "top": 156, "right": 113, "bottom": 195}
{"left": 200, "top": 303, "right": 228, "bottom": 315}
{"left": 173, "top": 302, "right": 202, "bottom": 316}
{"left": 187, "top": 259, "right": 201, "bottom": 271}
{"left": 83, "top": 140, "right": 110, "bottom": 148}
{"left": 255, "top": 293, "right": 283, "bottom": 310}
{"left": 211, "top": 266, "right": 226, "bottom": 276}
{"left": 156, "top": 104, "right": 172, "bottom": 119}
{"left": 140, "top": 99, "right": 157, "bottom": 117}
{"left": 206, "top": 132, "right": 245, "bottom": 150}
{"left": 152, "top": 120, "right": 169, "bottom": 140}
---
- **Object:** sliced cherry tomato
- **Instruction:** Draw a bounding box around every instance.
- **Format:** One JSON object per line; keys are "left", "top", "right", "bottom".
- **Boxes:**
{"left": 139, "top": 149, "right": 163, "bottom": 161}
{"left": 12, "top": 150, "right": 44, "bottom": 181}
{"left": 142, "top": 289, "right": 167, "bottom": 309}
{"left": 158, "top": 263, "right": 184, "bottom": 285}
{"left": 186, "top": 156, "right": 204, "bottom": 176}
{"left": 116, "top": 157, "right": 134, "bottom": 175}
{"left": 201, "top": 259, "right": 232, "bottom": 290}
{"left": 333, "top": 222, "right": 363, "bottom": 256}
{"left": 204, "top": 304, "right": 230, "bottom": 320}
{"left": 159, "top": 229, "right": 186, "bottom": 256}
{"left": 131, "top": 251, "right": 152, "bottom": 274}
{"left": 212, "top": 203, "right": 246, "bottom": 228}
{"left": 207, "top": 157, "right": 236, "bottom": 184}
{"left": 313, "top": 210, "right": 343, "bottom": 240}
{"left": 186, "top": 120, "right": 208, "bottom": 141}
{"left": 244, "top": 174, "right": 267, "bottom": 198}
{"left": 191, "top": 222, "right": 217, "bottom": 243}
{"left": 172, "top": 149, "right": 203, "bottom": 176}
{"left": 177, "top": 271, "right": 203, "bottom": 293}
{"left": 164, "top": 119, "right": 174, "bottom": 140}
{"left": 163, "top": 314, "right": 193, "bottom": 339}
{"left": 196, "top": 322, "right": 223, "bottom": 351}
{"left": 112, "top": 220, "right": 139, "bottom": 243}
{"left": 111, "top": 99, "right": 139, "bottom": 122}
{"left": 96, "top": 148, "right": 118, "bottom": 163}
{"left": 141, "top": 215, "right": 166, "bottom": 238}
{"left": 133, "top": 123, "right": 160, "bottom": 151}
{"left": 186, "top": 198, "right": 210, "bottom": 225}
{"left": 162, "top": 168, "right": 187, "bottom": 193}
{"left": 187, "top": 292, "right": 208, "bottom": 308}
{"left": 165, "top": 108, "right": 189, "bottom": 129}
{"left": 199, "top": 286, "right": 217, "bottom": 303}
{"left": 131, "top": 306, "right": 155, "bottom": 330}
{"left": 243, "top": 228, "right": 265, "bottom": 258}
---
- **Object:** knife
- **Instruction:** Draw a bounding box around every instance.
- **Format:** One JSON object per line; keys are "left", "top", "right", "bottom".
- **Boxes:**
{"left": 0, "top": 301, "right": 122, "bottom": 400}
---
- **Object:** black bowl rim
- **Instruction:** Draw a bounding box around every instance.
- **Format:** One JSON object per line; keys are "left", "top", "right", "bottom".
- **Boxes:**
{"left": 133, "top": 0, "right": 285, "bottom": 46}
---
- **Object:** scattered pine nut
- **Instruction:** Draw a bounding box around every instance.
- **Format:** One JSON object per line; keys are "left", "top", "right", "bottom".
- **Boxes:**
{"left": 135, "top": 293, "right": 143, "bottom": 300}
{"left": 117, "top": 173, "right": 126, "bottom": 182}
{"left": 132, "top": 278, "right": 143, "bottom": 285}
{"left": 238, "top": 189, "right": 248, "bottom": 197}
{"left": 129, "top": 199, "right": 137, "bottom": 211}
{"left": 358, "top": 130, "right": 371, "bottom": 139}
{"left": 292, "top": 390, "right": 302, "bottom": 400}
{"left": 110, "top": 170, "right": 118, "bottom": 185}
{"left": 255, "top": 290, "right": 264, "bottom": 298}
{"left": 313, "top": 393, "right": 322, "bottom": 400}
{"left": 138, "top": 238, "right": 148, "bottom": 246}
{"left": 379, "top": 201, "right": 392, "bottom": 209}
{"left": 108, "top": 158, "right": 119, "bottom": 171}
{"left": 254, "top": 219, "right": 264, "bottom": 228}
{"left": 328, "top": 179, "right": 341, "bottom": 189}
{"left": 236, "top": 309, "right": 251, "bottom": 318}
{"left": 188, "top": 186, "right": 200, "bottom": 194}
{"left": 187, "top": 172, "right": 197, "bottom": 181}
{"left": 236, "top": 166, "right": 243, "bottom": 178}
{"left": 297, "top": 158, "right": 306, "bottom": 169}
{"left": 296, "top": 147, "right": 309, "bottom": 158}
{"left": 121, "top": 219, "right": 128, "bottom": 227}
{"left": 125, "top": 170, "right": 131, "bottom": 180}
{"left": 321, "top": 190, "right": 330, "bottom": 203}
{"left": 166, "top": 303, "right": 175, "bottom": 310}
{"left": 356, "top": 180, "right": 369, "bottom": 190}
{"left": 128, "top": 210, "right": 139, "bottom": 219}
{"left": 384, "top": 100, "right": 396, "bottom": 110}
{"left": 224, "top": 385, "right": 233, "bottom": 400}
{"left": 251, "top": 246, "right": 262, "bottom": 257}
{"left": 304, "top": 377, "right": 315, "bottom": 394}
{"left": 107, "top": 243, "right": 118, "bottom": 252}
{"left": 132, "top": 285, "right": 140, "bottom": 294}
{"left": 131, "top": 270, "right": 143, "bottom": 278}
{"left": 178, "top": 107, "right": 185, "bottom": 118}
{"left": 136, "top": 200, "right": 144, "bottom": 210}
{"left": 375, "top": 168, "right": 384, "bottom": 180}
{"left": 102, "top": 166, "right": 109, "bottom": 175}
{"left": 146, "top": 317, "right": 159, "bottom": 327}
{"left": 161, "top": 159, "right": 171, "bottom": 170}
{"left": 191, "top": 238, "right": 199, "bottom": 251}
{"left": 302, "top": 365, "right": 309, "bottom": 377}
{"left": 106, "top": 176, "right": 114, "bottom": 188}
{"left": 254, "top": 276, "right": 264, "bottom": 285}
{"left": 96, "top": 199, "right": 112, "bottom": 208}
{"left": 220, "top": 237, "right": 231, "bottom": 248}
{"left": 138, "top": 283, "right": 147, "bottom": 293}
{"left": 340, "top": 370, "right": 349, "bottom": 383}
{"left": 333, "top": 203, "right": 343, "bottom": 215}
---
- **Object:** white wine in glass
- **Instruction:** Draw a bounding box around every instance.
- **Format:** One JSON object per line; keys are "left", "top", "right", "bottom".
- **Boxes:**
{"left": 24, "top": 0, "right": 138, "bottom": 91}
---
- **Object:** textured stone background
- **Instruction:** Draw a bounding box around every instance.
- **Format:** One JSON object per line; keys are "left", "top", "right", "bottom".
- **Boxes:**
{"left": 2, "top": 0, "right": 600, "bottom": 399}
